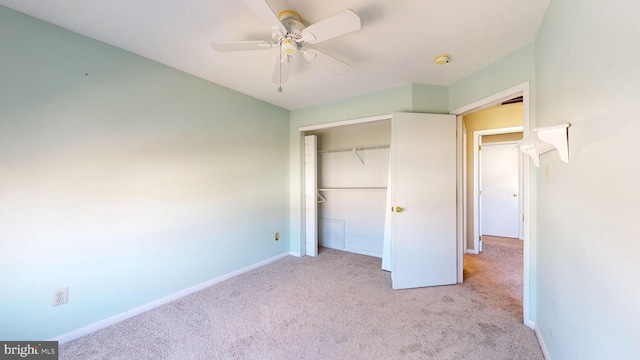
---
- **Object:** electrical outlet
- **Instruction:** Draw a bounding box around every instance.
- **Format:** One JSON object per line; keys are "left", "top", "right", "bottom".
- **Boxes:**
{"left": 52, "top": 287, "right": 68, "bottom": 307}
{"left": 275, "top": 232, "right": 280, "bottom": 241}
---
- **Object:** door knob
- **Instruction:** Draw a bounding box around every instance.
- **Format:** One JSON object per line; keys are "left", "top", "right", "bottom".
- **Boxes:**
{"left": 395, "top": 206, "right": 404, "bottom": 213}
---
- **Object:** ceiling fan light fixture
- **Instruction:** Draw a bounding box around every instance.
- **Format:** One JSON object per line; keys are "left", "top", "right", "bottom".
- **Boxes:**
{"left": 434, "top": 54, "right": 451, "bottom": 65}
{"left": 281, "top": 38, "right": 298, "bottom": 55}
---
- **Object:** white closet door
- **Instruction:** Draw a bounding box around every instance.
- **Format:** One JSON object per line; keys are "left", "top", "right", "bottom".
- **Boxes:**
{"left": 391, "top": 112, "right": 457, "bottom": 289}
{"left": 304, "top": 135, "right": 318, "bottom": 256}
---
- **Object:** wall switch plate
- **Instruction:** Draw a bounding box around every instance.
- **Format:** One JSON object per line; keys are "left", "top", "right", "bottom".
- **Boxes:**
{"left": 52, "top": 287, "right": 68, "bottom": 306}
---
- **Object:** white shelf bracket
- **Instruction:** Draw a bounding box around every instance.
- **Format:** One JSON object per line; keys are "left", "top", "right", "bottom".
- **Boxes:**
{"left": 518, "top": 123, "right": 570, "bottom": 167}
{"left": 353, "top": 148, "right": 365, "bottom": 166}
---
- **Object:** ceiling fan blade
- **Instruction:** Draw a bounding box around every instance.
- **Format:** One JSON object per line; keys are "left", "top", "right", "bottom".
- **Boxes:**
{"left": 272, "top": 55, "right": 294, "bottom": 84}
{"left": 211, "top": 40, "right": 274, "bottom": 52}
{"left": 243, "top": 0, "right": 286, "bottom": 36}
{"left": 301, "top": 9, "right": 361, "bottom": 44}
{"left": 303, "top": 49, "right": 349, "bottom": 75}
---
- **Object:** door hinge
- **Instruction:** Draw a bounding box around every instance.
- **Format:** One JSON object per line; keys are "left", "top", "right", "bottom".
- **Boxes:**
{"left": 479, "top": 236, "right": 482, "bottom": 242}
{"left": 522, "top": 214, "right": 525, "bottom": 221}
{"left": 479, "top": 190, "right": 482, "bottom": 196}
{"left": 479, "top": 145, "right": 482, "bottom": 151}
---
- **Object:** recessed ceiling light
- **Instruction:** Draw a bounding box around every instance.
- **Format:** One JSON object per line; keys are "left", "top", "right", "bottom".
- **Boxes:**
{"left": 433, "top": 54, "right": 450, "bottom": 65}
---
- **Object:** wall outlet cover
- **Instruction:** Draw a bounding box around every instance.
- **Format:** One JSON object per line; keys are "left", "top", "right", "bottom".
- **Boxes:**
{"left": 52, "top": 287, "right": 68, "bottom": 306}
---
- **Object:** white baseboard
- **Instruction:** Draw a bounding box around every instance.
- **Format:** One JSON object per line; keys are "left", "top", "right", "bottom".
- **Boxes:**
{"left": 534, "top": 323, "right": 552, "bottom": 360}
{"left": 524, "top": 318, "right": 535, "bottom": 329}
{"left": 465, "top": 249, "right": 479, "bottom": 254}
{"left": 290, "top": 251, "right": 303, "bottom": 257}
{"left": 342, "top": 247, "right": 382, "bottom": 258}
{"left": 50, "top": 251, "right": 292, "bottom": 344}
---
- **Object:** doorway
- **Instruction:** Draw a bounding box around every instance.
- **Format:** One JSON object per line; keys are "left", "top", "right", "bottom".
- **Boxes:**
{"left": 473, "top": 127, "right": 523, "bottom": 253}
{"left": 451, "top": 81, "right": 534, "bottom": 329}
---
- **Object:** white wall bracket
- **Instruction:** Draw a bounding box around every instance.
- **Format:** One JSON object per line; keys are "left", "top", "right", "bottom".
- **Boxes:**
{"left": 518, "top": 123, "right": 570, "bottom": 167}
{"left": 353, "top": 148, "right": 365, "bottom": 166}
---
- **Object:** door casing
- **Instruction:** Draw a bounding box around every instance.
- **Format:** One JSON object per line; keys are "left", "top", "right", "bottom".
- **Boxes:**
{"left": 473, "top": 126, "right": 523, "bottom": 253}
{"left": 451, "top": 81, "right": 534, "bottom": 329}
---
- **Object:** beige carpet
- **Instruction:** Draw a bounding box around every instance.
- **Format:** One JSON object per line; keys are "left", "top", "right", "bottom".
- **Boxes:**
{"left": 60, "top": 237, "right": 543, "bottom": 359}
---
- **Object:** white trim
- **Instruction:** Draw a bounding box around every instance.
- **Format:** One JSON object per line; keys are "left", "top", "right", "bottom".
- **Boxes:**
{"left": 342, "top": 247, "right": 383, "bottom": 258}
{"left": 465, "top": 249, "right": 479, "bottom": 255}
{"left": 456, "top": 117, "right": 464, "bottom": 283}
{"left": 521, "top": 84, "right": 533, "bottom": 328}
{"left": 474, "top": 128, "right": 523, "bottom": 136}
{"left": 50, "top": 252, "right": 293, "bottom": 344}
{"left": 481, "top": 140, "right": 520, "bottom": 147}
{"left": 461, "top": 121, "right": 468, "bottom": 279}
{"left": 298, "top": 113, "right": 392, "bottom": 131}
{"left": 535, "top": 323, "right": 551, "bottom": 360}
{"left": 304, "top": 135, "right": 318, "bottom": 257}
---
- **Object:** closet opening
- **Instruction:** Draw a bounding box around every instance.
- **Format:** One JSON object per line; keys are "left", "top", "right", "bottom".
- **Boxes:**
{"left": 304, "top": 119, "right": 391, "bottom": 258}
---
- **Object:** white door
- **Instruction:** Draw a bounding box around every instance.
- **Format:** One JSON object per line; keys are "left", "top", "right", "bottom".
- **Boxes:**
{"left": 480, "top": 143, "right": 519, "bottom": 238}
{"left": 304, "top": 135, "right": 318, "bottom": 256}
{"left": 391, "top": 112, "right": 457, "bottom": 289}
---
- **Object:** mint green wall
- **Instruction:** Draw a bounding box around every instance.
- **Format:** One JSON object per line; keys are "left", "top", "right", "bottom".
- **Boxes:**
{"left": 412, "top": 84, "right": 449, "bottom": 113}
{"left": 535, "top": 0, "right": 640, "bottom": 359}
{"left": 0, "top": 6, "right": 290, "bottom": 340}
{"left": 449, "top": 43, "right": 536, "bottom": 112}
{"left": 288, "top": 85, "right": 448, "bottom": 255}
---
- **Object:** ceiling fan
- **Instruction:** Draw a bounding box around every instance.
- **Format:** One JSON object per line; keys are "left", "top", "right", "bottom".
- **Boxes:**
{"left": 211, "top": 0, "right": 361, "bottom": 87}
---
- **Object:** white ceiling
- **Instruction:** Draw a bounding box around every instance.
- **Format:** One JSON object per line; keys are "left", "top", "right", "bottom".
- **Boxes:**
{"left": 0, "top": 0, "right": 549, "bottom": 110}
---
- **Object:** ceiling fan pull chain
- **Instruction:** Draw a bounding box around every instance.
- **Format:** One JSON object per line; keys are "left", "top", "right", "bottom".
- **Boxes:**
{"left": 278, "top": 43, "right": 283, "bottom": 92}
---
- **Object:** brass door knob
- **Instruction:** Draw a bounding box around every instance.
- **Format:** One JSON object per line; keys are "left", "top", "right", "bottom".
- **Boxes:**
{"left": 395, "top": 206, "right": 404, "bottom": 213}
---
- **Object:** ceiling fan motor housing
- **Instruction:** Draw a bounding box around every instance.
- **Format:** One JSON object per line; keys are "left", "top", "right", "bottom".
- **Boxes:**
{"left": 279, "top": 10, "right": 305, "bottom": 32}
{"left": 273, "top": 10, "right": 306, "bottom": 48}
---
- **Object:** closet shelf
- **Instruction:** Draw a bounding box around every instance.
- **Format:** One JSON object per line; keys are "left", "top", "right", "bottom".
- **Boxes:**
{"left": 318, "top": 145, "right": 390, "bottom": 166}
{"left": 518, "top": 123, "right": 570, "bottom": 167}
{"left": 318, "top": 144, "right": 390, "bottom": 154}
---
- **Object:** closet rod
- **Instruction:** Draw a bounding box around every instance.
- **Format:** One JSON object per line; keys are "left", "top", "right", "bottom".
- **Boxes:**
{"left": 318, "top": 144, "right": 390, "bottom": 154}
{"left": 319, "top": 187, "right": 387, "bottom": 191}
